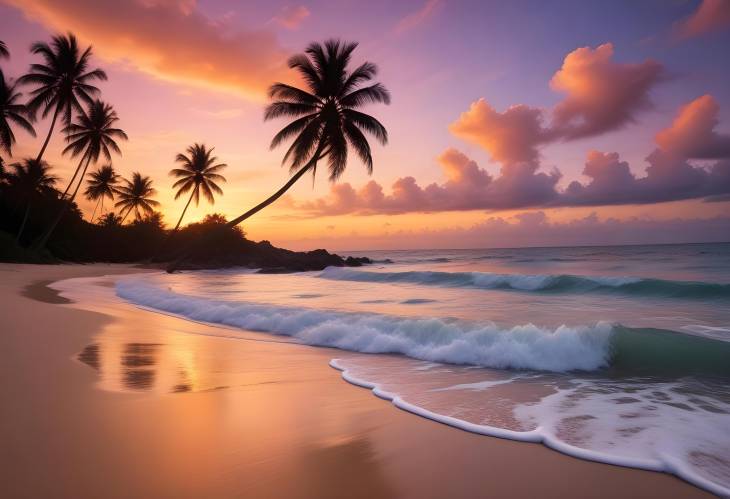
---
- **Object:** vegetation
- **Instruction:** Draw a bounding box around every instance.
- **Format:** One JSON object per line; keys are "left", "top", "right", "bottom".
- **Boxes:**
{"left": 0, "top": 35, "right": 385, "bottom": 270}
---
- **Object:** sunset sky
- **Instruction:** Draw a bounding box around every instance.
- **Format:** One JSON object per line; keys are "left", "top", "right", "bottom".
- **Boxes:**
{"left": 1, "top": 0, "right": 729, "bottom": 250}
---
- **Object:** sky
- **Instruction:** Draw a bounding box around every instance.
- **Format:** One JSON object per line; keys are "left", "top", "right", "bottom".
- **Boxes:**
{"left": 1, "top": 0, "right": 729, "bottom": 250}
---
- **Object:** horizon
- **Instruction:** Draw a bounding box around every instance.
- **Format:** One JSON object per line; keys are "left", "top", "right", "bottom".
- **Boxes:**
{"left": 1, "top": 0, "right": 730, "bottom": 251}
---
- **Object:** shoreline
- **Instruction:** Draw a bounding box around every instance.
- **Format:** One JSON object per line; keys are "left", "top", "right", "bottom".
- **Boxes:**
{"left": 0, "top": 263, "right": 714, "bottom": 498}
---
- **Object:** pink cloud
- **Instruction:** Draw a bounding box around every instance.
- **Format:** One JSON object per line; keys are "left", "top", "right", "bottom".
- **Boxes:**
{"left": 655, "top": 95, "right": 730, "bottom": 159}
{"left": 272, "top": 5, "right": 310, "bottom": 30}
{"left": 394, "top": 0, "right": 442, "bottom": 34}
{"left": 674, "top": 0, "right": 730, "bottom": 40}
{"left": 550, "top": 43, "right": 664, "bottom": 139}
{"left": 6, "top": 0, "right": 289, "bottom": 99}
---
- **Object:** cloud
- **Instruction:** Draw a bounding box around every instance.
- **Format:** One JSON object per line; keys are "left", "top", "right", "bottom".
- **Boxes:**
{"left": 394, "top": 0, "right": 442, "bottom": 34}
{"left": 299, "top": 93, "right": 730, "bottom": 216}
{"left": 674, "top": 0, "right": 730, "bottom": 40}
{"left": 272, "top": 5, "right": 310, "bottom": 30}
{"left": 449, "top": 100, "right": 553, "bottom": 166}
{"left": 549, "top": 43, "right": 664, "bottom": 139}
{"left": 6, "top": 0, "right": 289, "bottom": 99}
{"left": 449, "top": 43, "right": 664, "bottom": 167}
{"left": 655, "top": 94, "right": 730, "bottom": 159}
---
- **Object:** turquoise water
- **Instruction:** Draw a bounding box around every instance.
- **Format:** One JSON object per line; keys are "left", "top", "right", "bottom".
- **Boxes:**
{"left": 116, "top": 242, "right": 730, "bottom": 495}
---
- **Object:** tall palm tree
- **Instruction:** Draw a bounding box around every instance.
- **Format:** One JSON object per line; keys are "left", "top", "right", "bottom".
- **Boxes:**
{"left": 7, "top": 158, "right": 58, "bottom": 242}
{"left": 84, "top": 164, "right": 119, "bottom": 222}
{"left": 0, "top": 40, "right": 8, "bottom": 59}
{"left": 169, "top": 143, "right": 226, "bottom": 233}
{"left": 32, "top": 99, "right": 126, "bottom": 250}
{"left": 19, "top": 33, "right": 107, "bottom": 163}
{"left": 166, "top": 39, "right": 389, "bottom": 272}
{"left": 1, "top": 69, "right": 36, "bottom": 156}
{"left": 115, "top": 172, "right": 159, "bottom": 223}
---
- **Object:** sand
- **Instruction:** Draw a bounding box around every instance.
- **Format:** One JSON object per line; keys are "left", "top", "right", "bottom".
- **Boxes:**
{"left": 0, "top": 263, "right": 713, "bottom": 498}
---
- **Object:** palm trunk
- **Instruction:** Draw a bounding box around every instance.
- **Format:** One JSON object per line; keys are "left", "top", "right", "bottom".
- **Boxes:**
{"left": 31, "top": 155, "right": 93, "bottom": 251}
{"left": 174, "top": 185, "right": 198, "bottom": 233}
{"left": 59, "top": 153, "right": 89, "bottom": 201}
{"left": 90, "top": 197, "right": 101, "bottom": 222}
{"left": 16, "top": 202, "right": 31, "bottom": 244}
{"left": 120, "top": 205, "right": 134, "bottom": 224}
{"left": 166, "top": 146, "right": 326, "bottom": 273}
{"left": 35, "top": 105, "right": 60, "bottom": 163}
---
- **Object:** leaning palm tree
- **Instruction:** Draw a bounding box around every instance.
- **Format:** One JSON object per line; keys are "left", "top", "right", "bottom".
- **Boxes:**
{"left": 7, "top": 159, "right": 58, "bottom": 242}
{"left": 166, "top": 39, "right": 389, "bottom": 272}
{"left": 115, "top": 172, "right": 160, "bottom": 223}
{"left": 19, "top": 33, "right": 107, "bottom": 163}
{"left": 1, "top": 69, "right": 36, "bottom": 156}
{"left": 0, "top": 40, "right": 8, "bottom": 59}
{"left": 169, "top": 143, "right": 227, "bottom": 233}
{"left": 84, "top": 164, "right": 119, "bottom": 222}
{"left": 31, "top": 99, "right": 126, "bottom": 250}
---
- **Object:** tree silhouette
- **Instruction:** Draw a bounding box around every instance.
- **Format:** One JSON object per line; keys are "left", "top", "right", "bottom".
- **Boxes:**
{"left": 7, "top": 158, "right": 58, "bottom": 242}
{"left": 0, "top": 40, "right": 8, "bottom": 59}
{"left": 32, "top": 99, "right": 126, "bottom": 250}
{"left": 1, "top": 69, "right": 35, "bottom": 157}
{"left": 169, "top": 143, "right": 226, "bottom": 233}
{"left": 84, "top": 164, "right": 120, "bottom": 222}
{"left": 115, "top": 172, "right": 159, "bottom": 223}
{"left": 167, "top": 39, "right": 389, "bottom": 272}
{"left": 19, "top": 33, "right": 106, "bottom": 163}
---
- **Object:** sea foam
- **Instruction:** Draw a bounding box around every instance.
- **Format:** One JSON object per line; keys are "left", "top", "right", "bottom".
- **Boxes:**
{"left": 116, "top": 279, "right": 614, "bottom": 372}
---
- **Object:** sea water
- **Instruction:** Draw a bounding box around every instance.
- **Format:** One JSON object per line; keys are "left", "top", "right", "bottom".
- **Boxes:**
{"left": 114, "top": 242, "right": 730, "bottom": 495}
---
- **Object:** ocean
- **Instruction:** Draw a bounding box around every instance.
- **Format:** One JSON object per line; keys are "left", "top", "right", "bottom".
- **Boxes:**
{"left": 114, "top": 242, "right": 730, "bottom": 495}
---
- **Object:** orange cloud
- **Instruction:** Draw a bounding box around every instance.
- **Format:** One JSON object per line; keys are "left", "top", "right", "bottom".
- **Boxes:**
{"left": 272, "top": 5, "right": 310, "bottom": 30}
{"left": 449, "top": 99, "right": 552, "bottom": 166}
{"left": 655, "top": 95, "right": 730, "bottom": 159}
{"left": 550, "top": 43, "right": 663, "bottom": 139}
{"left": 6, "top": 0, "right": 289, "bottom": 99}
{"left": 674, "top": 0, "right": 730, "bottom": 40}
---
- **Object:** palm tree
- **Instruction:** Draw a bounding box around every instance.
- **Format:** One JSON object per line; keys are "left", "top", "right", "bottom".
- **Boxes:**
{"left": 7, "top": 158, "right": 58, "bottom": 242}
{"left": 1, "top": 69, "right": 36, "bottom": 156}
{"left": 19, "top": 33, "right": 107, "bottom": 163}
{"left": 166, "top": 39, "right": 389, "bottom": 272}
{"left": 169, "top": 143, "right": 227, "bottom": 233}
{"left": 84, "top": 164, "right": 119, "bottom": 222}
{"left": 31, "top": 99, "right": 126, "bottom": 250}
{"left": 0, "top": 40, "right": 8, "bottom": 58}
{"left": 115, "top": 172, "right": 159, "bottom": 223}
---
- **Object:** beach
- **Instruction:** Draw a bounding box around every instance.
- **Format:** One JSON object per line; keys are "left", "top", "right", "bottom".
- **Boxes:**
{"left": 0, "top": 263, "right": 713, "bottom": 499}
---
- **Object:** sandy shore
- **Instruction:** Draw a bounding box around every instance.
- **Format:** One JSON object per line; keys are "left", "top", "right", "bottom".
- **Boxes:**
{"left": 0, "top": 263, "right": 712, "bottom": 498}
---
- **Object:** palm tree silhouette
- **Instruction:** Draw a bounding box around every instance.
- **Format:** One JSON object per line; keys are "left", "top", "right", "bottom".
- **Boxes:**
{"left": 167, "top": 39, "right": 389, "bottom": 272}
{"left": 84, "top": 164, "right": 120, "bottom": 222}
{"left": 0, "top": 40, "right": 9, "bottom": 59}
{"left": 32, "top": 99, "right": 126, "bottom": 250}
{"left": 169, "top": 143, "right": 227, "bottom": 233}
{"left": 1, "top": 69, "right": 36, "bottom": 157}
{"left": 7, "top": 158, "right": 58, "bottom": 242}
{"left": 19, "top": 33, "right": 107, "bottom": 163}
{"left": 115, "top": 172, "right": 159, "bottom": 223}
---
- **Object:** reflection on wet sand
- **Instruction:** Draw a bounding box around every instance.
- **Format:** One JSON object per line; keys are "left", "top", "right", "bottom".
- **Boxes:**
{"left": 78, "top": 340, "right": 197, "bottom": 393}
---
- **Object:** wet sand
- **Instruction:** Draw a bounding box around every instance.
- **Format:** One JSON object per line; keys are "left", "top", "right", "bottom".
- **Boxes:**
{"left": 0, "top": 264, "right": 713, "bottom": 498}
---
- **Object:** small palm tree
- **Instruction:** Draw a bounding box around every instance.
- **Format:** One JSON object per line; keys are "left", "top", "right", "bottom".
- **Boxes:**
{"left": 19, "top": 33, "right": 107, "bottom": 162}
{"left": 169, "top": 143, "right": 227, "bottom": 233}
{"left": 97, "top": 211, "right": 121, "bottom": 228}
{"left": 1, "top": 69, "right": 36, "bottom": 156}
{"left": 32, "top": 99, "right": 126, "bottom": 250}
{"left": 7, "top": 159, "right": 58, "bottom": 242}
{"left": 0, "top": 40, "right": 8, "bottom": 59}
{"left": 166, "top": 39, "right": 389, "bottom": 272}
{"left": 84, "top": 164, "right": 120, "bottom": 222}
{"left": 115, "top": 172, "right": 159, "bottom": 223}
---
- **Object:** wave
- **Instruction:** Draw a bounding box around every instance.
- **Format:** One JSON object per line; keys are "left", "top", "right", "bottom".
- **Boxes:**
{"left": 316, "top": 267, "right": 730, "bottom": 299}
{"left": 115, "top": 279, "right": 730, "bottom": 377}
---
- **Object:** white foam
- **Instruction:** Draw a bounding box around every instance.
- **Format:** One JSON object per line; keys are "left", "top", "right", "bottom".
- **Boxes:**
{"left": 116, "top": 279, "right": 614, "bottom": 372}
{"left": 330, "top": 360, "right": 730, "bottom": 497}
